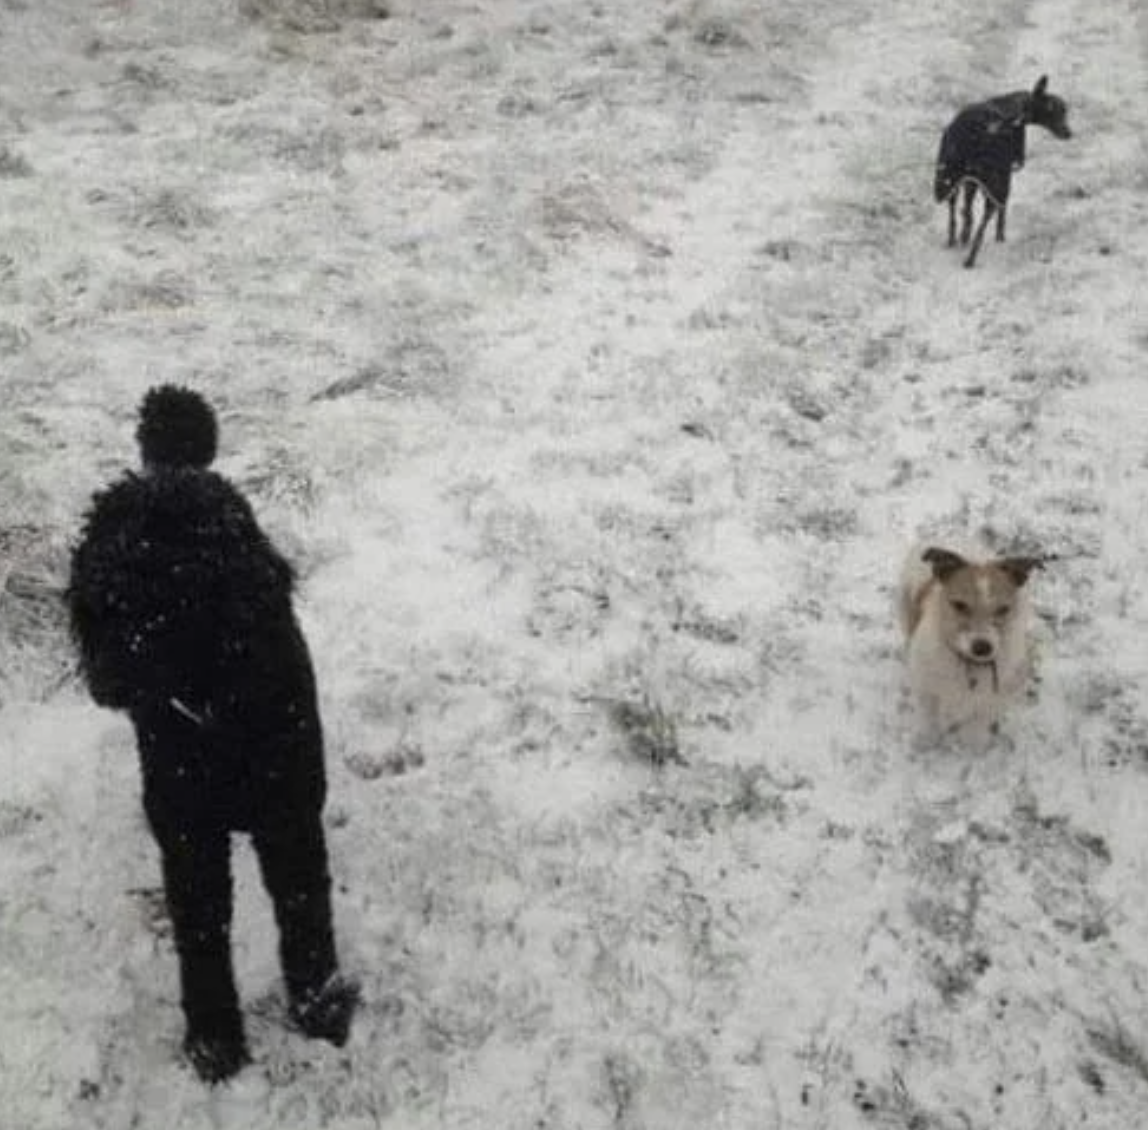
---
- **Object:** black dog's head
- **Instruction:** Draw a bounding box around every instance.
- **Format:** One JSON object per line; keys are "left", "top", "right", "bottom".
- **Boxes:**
{"left": 137, "top": 385, "right": 218, "bottom": 469}
{"left": 1030, "top": 75, "right": 1071, "bottom": 139}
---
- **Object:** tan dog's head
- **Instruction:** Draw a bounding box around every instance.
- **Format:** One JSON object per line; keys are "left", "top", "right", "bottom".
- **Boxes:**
{"left": 921, "top": 547, "right": 1042, "bottom": 664}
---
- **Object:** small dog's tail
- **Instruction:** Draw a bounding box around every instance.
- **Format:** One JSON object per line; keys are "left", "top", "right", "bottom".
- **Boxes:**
{"left": 136, "top": 385, "right": 218, "bottom": 469}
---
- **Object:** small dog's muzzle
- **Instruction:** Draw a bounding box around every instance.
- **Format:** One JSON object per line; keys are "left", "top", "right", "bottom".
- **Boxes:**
{"left": 968, "top": 638, "right": 996, "bottom": 662}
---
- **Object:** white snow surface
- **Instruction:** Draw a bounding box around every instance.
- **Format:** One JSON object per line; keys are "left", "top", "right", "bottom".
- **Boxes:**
{"left": 3, "top": 0, "right": 1148, "bottom": 1126}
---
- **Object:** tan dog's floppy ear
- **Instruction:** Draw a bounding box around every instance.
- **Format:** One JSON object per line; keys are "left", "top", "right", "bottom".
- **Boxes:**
{"left": 922, "top": 546, "right": 968, "bottom": 581}
{"left": 997, "top": 556, "right": 1044, "bottom": 587}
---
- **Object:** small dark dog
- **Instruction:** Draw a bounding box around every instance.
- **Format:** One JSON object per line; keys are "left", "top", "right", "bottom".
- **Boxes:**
{"left": 934, "top": 75, "right": 1071, "bottom": 268}
{"left": 67, "top": 386, "right": 358, "bottom": 1083}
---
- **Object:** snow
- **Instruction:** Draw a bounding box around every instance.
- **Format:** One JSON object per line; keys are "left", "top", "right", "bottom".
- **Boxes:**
{"left": 3, "top": 0, "right": 1148, "bottom": 1125}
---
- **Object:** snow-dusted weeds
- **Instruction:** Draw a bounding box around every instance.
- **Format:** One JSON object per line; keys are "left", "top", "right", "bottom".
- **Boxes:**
{"left": 3, "top": 0, "right": 1148, "bottom": 1127}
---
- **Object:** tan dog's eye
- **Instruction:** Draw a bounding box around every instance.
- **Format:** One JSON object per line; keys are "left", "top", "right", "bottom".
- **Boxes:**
{"left": 994, "top": 604, "right": 1012, "bottom": 618}
{"left": 950, "top": 599, "right": 972, "bottom": 616}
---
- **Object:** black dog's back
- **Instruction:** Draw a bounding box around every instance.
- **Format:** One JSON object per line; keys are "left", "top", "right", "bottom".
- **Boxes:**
{"left": 68, "top": 467, "right": 297, "bottom": 714}
{"left": 934, "top": 92, "right": 1029, "bottom": 207}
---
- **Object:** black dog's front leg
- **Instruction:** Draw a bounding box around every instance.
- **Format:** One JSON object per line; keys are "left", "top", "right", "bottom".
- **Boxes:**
{"left": 995, "top": 203, "right": 1007, "bottom": 242}
{"left": 151, "top": 819, "right": 249, "bottom": 1082}
{"left": 252, "top": 811, "right": 358, "bottom": 1046}
{"left": 947, "top": 194, "right": 958, "bottom": 247}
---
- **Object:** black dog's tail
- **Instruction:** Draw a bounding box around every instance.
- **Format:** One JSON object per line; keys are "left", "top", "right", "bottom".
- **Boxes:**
{"left": 933, "top": 117, "right": 967, "bottom": 203}
{"left": 934, "top": 163, "right": 958, "bottom": 203}
{"left": 137, "top": 384, "right": 218, "bottom": 469}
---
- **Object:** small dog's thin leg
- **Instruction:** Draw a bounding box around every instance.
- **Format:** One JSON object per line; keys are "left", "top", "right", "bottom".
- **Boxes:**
{"left": 995, "top": 203, "right": 1007, "bottom": 242}
{"left": 254, "top": 812, "right": 359, "bottom": 1045}
{"left": 152, "top": 821, "right": 249, "bottom": 1080}
{"left": 947, "top": 195, "right": 957, "bottom": 247}
{"left": 964, "top": 200, "right": 996, "bottom": 268}
{"left": 960, "top": 182, "right": 976, "bottom": 246}
{"left": 253, "top": 815, "right": 339, "bottom": 992}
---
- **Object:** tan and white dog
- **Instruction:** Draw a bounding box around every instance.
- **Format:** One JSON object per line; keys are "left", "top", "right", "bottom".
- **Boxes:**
{"left": 899, "top": 544, "right": 1043, "bottom": 744}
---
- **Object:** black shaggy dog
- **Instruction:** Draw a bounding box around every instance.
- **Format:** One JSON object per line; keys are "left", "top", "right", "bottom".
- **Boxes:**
{"left": 67, "top": 386, "right": 358, "bottom": 1083}
{"left": 935, "top": 75, "right": 1072, "bottom": 268}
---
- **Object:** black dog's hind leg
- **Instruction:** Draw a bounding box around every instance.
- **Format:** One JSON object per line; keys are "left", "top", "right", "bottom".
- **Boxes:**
{"left": 253, "top": 811, "right": 359, "bottom": 1046}
{"left": 960, "top": 182, "right": 977, "bottom": 246}
{"left": 152, "top": 821, "right": 249, "bottom": 1082}
{"left": 995, "top": 202, "right": 1007, "bottom": 242}
{"left": 964, "top": 198, "right": 997, "bottom": 268}
{"left": 946, "top": 193, "right": 958, "bottom": 247}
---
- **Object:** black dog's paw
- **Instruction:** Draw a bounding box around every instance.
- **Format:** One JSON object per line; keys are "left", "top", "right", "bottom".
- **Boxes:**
{"left": 184, "top": 1030, "right": 252, "bottom": 1084}
{"left": 290, "top": 973, "right": 361, "bottom": 1047}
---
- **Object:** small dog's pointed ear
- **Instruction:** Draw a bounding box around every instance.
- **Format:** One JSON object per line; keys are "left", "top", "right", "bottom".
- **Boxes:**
{"left": 997, "top": 556, "right": 1045, "bottom": 587}
{"left": 1033, "top": 75, "right": 1049, "bottom": 97}
{"left": 922, "top": 547, "right": 968, "bottom": 581}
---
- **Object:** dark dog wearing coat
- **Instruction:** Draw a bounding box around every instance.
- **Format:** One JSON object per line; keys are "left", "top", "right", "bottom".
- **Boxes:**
{"left": 935, "top": 75, "right": 1071, "bottom": 268}
{"left": 67, "top": 386, "right": 358, "bottom": 1082}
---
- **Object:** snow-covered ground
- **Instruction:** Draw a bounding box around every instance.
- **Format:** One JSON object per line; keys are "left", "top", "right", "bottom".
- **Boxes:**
{"left": 3, "top": 0, "right": 1148, "bottom": 1126}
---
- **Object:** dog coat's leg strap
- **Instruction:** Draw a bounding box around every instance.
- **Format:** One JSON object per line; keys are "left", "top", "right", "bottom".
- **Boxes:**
{"left": 169, "top": 696, "right": 205, "bottom": 726}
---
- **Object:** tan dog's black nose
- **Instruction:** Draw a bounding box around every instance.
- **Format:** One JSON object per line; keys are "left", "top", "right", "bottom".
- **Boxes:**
{"left": 970, "top": 638, "right": 995, "bottom": 660}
